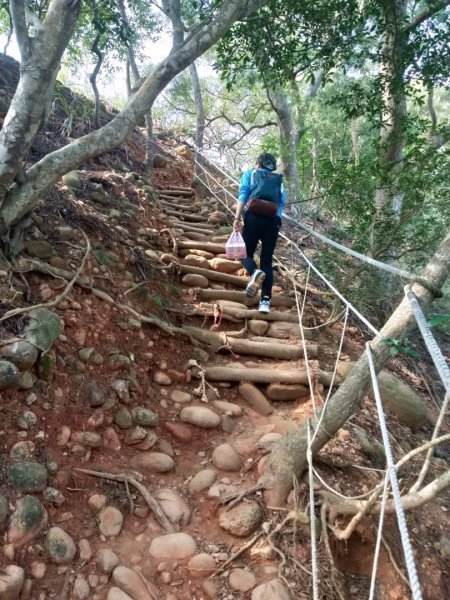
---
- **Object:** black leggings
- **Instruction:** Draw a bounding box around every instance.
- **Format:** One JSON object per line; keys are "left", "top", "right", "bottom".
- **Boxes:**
{"left": 241, "top": 212, "right": 281, "bottom": 299}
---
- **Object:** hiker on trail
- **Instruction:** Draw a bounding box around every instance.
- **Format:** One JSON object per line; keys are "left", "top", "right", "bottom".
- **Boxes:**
{"left": 233, "top": 152, "right": 286, "bottom": 313}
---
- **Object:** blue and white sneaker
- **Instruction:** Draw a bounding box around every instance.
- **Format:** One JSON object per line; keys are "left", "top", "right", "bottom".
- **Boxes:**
{"left": 259, "top": 297, "right": 271, "bottom": 313}
{"left": 246, "top": 269, "right": 266, "bottom": 298}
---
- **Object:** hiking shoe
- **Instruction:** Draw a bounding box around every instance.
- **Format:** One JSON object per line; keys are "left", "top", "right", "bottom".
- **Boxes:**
{"left": 246, "top": 269, "right": 266, "bottom": 297}
{"left": 259, "top": 298, "right": 271, "bottom": 313}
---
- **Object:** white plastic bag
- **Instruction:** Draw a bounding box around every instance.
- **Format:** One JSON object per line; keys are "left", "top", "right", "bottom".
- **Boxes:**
{"left": 225, "top": 230, "right": 247, "bottom": 260}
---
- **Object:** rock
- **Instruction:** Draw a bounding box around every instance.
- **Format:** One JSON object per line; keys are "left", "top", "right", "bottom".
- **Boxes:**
{"left": 112, "top": 566, "right": 159, "bottom": 600}
{"left": 249, "top": 319, "right": 269, "bottom": 336}
{"left": 103, "top": 427, "right": 122, "bottom": 451}
{"left": 338, "top": 363, "right": 427, "bottom": 430}
{"left": 188, "top": 469, "right": 217, "bottom": 495}
{"left": 181, "top": 273, "right": 209, "bottom": 288}
{"left": 84, "top": 381, "right": 106, "bottom": 407}
{"left": 0, "top": 494, "right": 9, "bottom": 525}
{"left": 107, "top": 588, "right": 135, "bottom": 600}
{"left": 8, "top": 496, "right": 48, "bottom": 546}
{"left": 0, "top": 360, "right": 20, "bottom": 390}
{"left": 96, "top": 548, "right": 120, "bottom": 573}
{"left": 108, "top": 354, "right": 131, "bottom": 370}
{"left": 30, "top": 561, "right": 46, "bottom": 580}
{"left": 162, "top": 421, "right": 193, "bottom": 442}
{"left": 130, "top": 452, "right": 174, "bottom": 473}
{"left": 10, "top": 441, "right": 35, "bottom": 461}
{"left": 111, "top": 379, "right": 131, "bottom": 404}
{"left": 45, "top": 527, "right": 76, "bottom": 564}
{"left": 190, "top": 347, "right": 210, "bottom": 363}
{"left": 183, "top": 254, "right": 210, "bottom": 269}
{"left": 257, "top": 432, "right": 282, "bottom": 452}
{"left": 0, "top": 341, "right": 38, "bottom": 371}
{"left": 131, "top": 407, "right": 159, "bottom": 427}
{"left": 98, "top": 506, "right": 124, "bottom": 537}
{"left": 73, "top": 574, "right": 90, "bottom": 599}
{"left": 9, "top": 461, "right": 48, "bottom": 493}
{"left": 71, "top": 431, "right": 102, "bottom": 448}
{"left": 24, "top": 240, "right": 53, "bottom": 259}
{"left": 154, "top": 489, "right": 192, "bottom": 526}
{"left": 153, "top": 371, "right": 172, "bottom": 385}
{"left": 202, "top": 580, "right": 219, "bottom": 599}
{"left": 153, "top": 154, "right": 169, "bottom": 168}
{"left": 23, "top": 309, "right": 62, "bottom": 352}
{"left": 212, "top": 444, "right": 243, "bottom": 471}
{"left": 187, "top": 553, "right": 216, "bottom": 577}
{"left": 124, "top": 426, "right": 148, "bottom": 445}
{"left": 57, "top": 426, "right": 71, "bottom": 446}
{"left": 0, "top": 565, "right": 25, "bottom": 600}
{"left": 266, "top": 383, "right": 309, "bottom": 401}
{"left": 211, "top": 400, "right": 243, "bottom": 417}
{"left": 267, "top": 321, "right": 312, "bottom": 340}
{"left": 170, "top": 389, "right": 191, "bottom": 404}
{"left": 238, "top": 383, "right": 273, "bottom": 416}
{"left": 114, "top": 407, "right": 133, "bottom": 429}
{"left": 208, "top": 210, "right": 227, "bottom": 225}
{"left": 18, "top": 371, "right": 35, "bottom": 389}
{"left": 180, "top": 406, "right": 221, "bottom": 429}
{"left": 17, "top": 410, "right": 37, "bottom": 429}
{"left": 88, "top": 494, "right": 107, "bottom": 513}
{"left": 229, "top": 568, "right": 257, "bottom": 592}
{"left": 208, "top": 482, "right": 238, "bottom": 500}
{"left": 219, "top": 502, "right": 263, "bottom": 537}
{"left": 209, "top": 258, "right": 242, "bottom": 274}
{"left": 149, "top": 532, "right": 197, "bottom": 560}
{"left": 251, "top": 578, "right": 291, "bottom": 599}
{"left": 62, "top": 171, "right": 82, "bottom": 189}
{"left": 78, "top": 538, "right": 92, "bottom": 562}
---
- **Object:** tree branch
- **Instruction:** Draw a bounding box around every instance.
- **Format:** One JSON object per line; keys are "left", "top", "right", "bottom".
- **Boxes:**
{"left": 9, "top": 0, "right": 30, "bottom": 57}
{"left": 403, "top": 0, "right": 450, "bottom": 33}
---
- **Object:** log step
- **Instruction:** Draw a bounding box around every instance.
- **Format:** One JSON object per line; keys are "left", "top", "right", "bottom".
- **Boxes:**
{"left": 163, "top": 209, "right": 208, "bottom": 222}
{"left": 203, "top": 366, "right": 339, "bottom": 386}
{"left": 178, "top": 241, "right": 226, "bottom": 253}
{"left": 199, "top": 303, "right": 299, "bottom": 323}
{"left": 160, "top": 200, "right": 200, "bottom": 213}
{"left": 157, "top": 188, "right": 194, "bottom": 197}
{"left": 197, "top": 289, "right": 295, "bottom": 308}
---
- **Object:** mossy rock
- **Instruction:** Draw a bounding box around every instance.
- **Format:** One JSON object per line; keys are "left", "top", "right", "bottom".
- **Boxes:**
{"left": 24, "top": 309, "right": 62, "bottom": 352}
{"left": 61, "top": 171, "right": 82, "bottom": 189}
{"left": 8, "top": 495, "right": 48, "bottom": 545}
{"left": 9, "top": 461, "right": 48, "bottom": 492}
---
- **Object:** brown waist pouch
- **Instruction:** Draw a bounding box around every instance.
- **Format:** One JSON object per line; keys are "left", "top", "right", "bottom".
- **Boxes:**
{"left": 247, "top": 197, "right": 278, "bottom": 217}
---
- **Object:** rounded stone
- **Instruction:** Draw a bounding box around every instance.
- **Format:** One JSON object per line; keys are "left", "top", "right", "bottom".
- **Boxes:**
{"left": 130, "top": 452, "right": 174, "bottom": 473}
{"left": 98, "top": 506, "right": 123, "bottom": 537}
{"left": 70, "top": 431, "right": 102, "bottom": 448}
{"left": 219, "top": 502, "right": 264, "bottom": 537}
{"left": 107, "top": 588, "right": 134, "bottom": 600}
{"left": 8, "top": 496, "right": 48, "bottom": 546}
{"left": 248, "top": 319, "right": 269, "bottom": 336}
{"left": 78, "top": 538, "right": 92, "bottom": 562}
{"left": 211, "top": 400, "right": 243, "bottom": 417}
{"left": 0, "top": 341, "right": 39, "bottom": 371}
{"left": 251, "top": 578, "right": 291, "bottom": 600}
{"left": 9, "top": 461, "right": 48, "bottom": 493}
{"left": 181, "top": 273, "right": 209, "bottom": 288}
{"left": 229, "top": 568, "right": 257, "bottom": 592}
{"left": 17, "top": 410, "right": 37, "bottom": 430}
{"left": 187, "top": 553, "right": 216, "bottom": 578}
{"left": 188, "top": 469, "right": 217, "bottom": 495}
{"left": 154, "top": 488, "right": 192, "bottom": 526}
{"left": 114, "top": 407, "right": 133, "bottom": 429}
{"left": 238, "top": 383, "right": 273, "bottom": 416}
{"left": 257, "top": 432, "right": 283, "bottom": 452}
{"left": 162, "top": 421, "right": 193, "bottom": 442}
{"left": 212, "top": 444, "right": 243, "bottom": 471}
{"left": 180, "top": 406, "right": 220, "bottom": 429}
{"left": 111, "top": 566, "right": 159, "bottom": 599}
{"left": 170, "top": 389, "right": 191, "bottom": 404}
{"left": 0, "top": 565, "right": 25, "bottom": 600}
{"left": 266, "top": 383, "right": 309, "bottom": 401}
{"left": 154, "top": 371, "right": 172, "bottom": 385}
{"left": 96, "top": 548, "right": 120, "bottom": 573}
{"left": 0, "top": 359, "right": 21, "bottom": 390}
{"left": 149, "top": 532, "right": 197, "bottom": 560}
{"left": 45, "top": 526, "right": 76, "bottom": 564}
{"left": 10, "top": 441, "right": 35, "bottom": 462}
{"left": 131, "top": 407, "right": 159, "bottom": 427}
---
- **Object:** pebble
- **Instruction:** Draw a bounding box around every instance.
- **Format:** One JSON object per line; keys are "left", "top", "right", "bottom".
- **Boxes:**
{"left": 211, "top": 400, "right": 243, "bottom": 416}
{"left": 187, "top": 553, "right": 216, "bottom": 577}
{"left": 17, "top": 411, "right": 37, "bottom": 430}
{"left": 107, "top": 588, "right": 134, "bottom": 600}
{"left": 154, "top": 371, "right": 172, "bottom": 385}
{"left": 84, "top": 382, "right": 106, "bottom": 407}
{"left": 180, "top": 406, "right": 221, "bottom": 429}
{"left": 102, "top": 427, "right": 122, "bottom": 451}
{"left": 130, "top": 452, "right": 174, "bottom": 473}
{"left": 124, "top": 426, "right": 148, "bottom": 445}
{"left": 98, "top": 506, "right": 124, "bottom": 537}
{"left": 111, "top": 379, "right": 131, "bottom": 404}
{"left": 162, "top": 421, "right": 193, "bottom": 443}
{"left": 96, "top": 548, "right": 120, "bottom": 573}
{"left": 111, "top": 565, "right": 159, "bottom": 599}
{"left": 188, "top": 469, "right": 217, "bottom": 495}
{"left": 45, "top": 527, "right": 76, "bottom": 564}
{"left": 0, "top": 340, "right": 39, "bottom": 371}
{"left": 0, "top": 565, "right": 25, "bottom": 599}
{"left": 212, "top": 444, "right": 243, "bottom": 471}
{"left": 202, "top": 580, "right": 219, "bottom": 599}
{"left": 154, "top": 489, "right": 192, "bottom": 526}
{"left": 219, "top": 502, "right": 264, "bottom": 537}
{"left": 170, "top": 390, "right": 191, "bottom": 404}
{"left": 131, "top": 407, "right": 159, "bottom": 427}
{"left": 114, "top": 407, "right": 133, "bottom": 429}
{"left": 0, "top": 494, "right": 9, "bottom": 525}
{"left": 440, "top": 534, "right": 450, "bottom": 559}
{"left": 9, "top": 441, "right": 35, "bottom": 461}
{"left": 73, "top": 574, "right": 90, "bottom": 599}
{"left": 78, "top": 538, "right": 92, "bottom": 562}
{"left": 30, "top": 561, "right": 46, "bottom": 580}
{"left": 71, "top": 431, "right": 101, "bottom": 447}
{"left": 57, "top": 426, "right": 71, "bottom": 446}
{"left": 229, "top": 568, "right": 257, "bottom": 592}
{"left": 88, "top": 494, "right": 107, "bottom": 513}
{"left": 149, "top": 532, "right": 197, "bottom": 560}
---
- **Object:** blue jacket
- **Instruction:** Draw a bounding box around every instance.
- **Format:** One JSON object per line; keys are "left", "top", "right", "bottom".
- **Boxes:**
{"left": 238, "top": 168, "right": 286, "bottom": 218}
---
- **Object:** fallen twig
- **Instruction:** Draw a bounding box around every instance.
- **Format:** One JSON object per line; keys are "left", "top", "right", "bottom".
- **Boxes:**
{"left": 209, "top": 531, "right": 263, "bottom": 578}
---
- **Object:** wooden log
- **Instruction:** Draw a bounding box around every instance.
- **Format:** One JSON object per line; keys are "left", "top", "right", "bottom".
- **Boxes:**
{"left": 158, "top": 189, "right": 194, "bottom": 197}
{"left": 181, "top": 326, "right": 316, "bottom": 359}
{"left": 179, "top": 264, "right": 245, "bottom": 287}
{"left": 203, "top": 366, "right": 339, "bottom": 386}
{"left": 160, "top": 200, "right": 200, "bottom": 213}
{"left": 200, "top": 303, "right": 299, "bottom": 323}
{"left": 197, "top": 289, "right": 295, "bottom": 308}
{"left": 170, "top": 218, "right": 212, "bottom": 229}
{"left": 178, "top": 241, "right": 226, "bottom": 254}
{"left": 172, "top": 223, "right": 214, "bottom": 235}
{"left": 158, "top": 194, "right": 192, "bottom": 203}
{"left": 164, "top": 209, "right": 208, "bottom": 222}
{"left": 180, "top": 232, "right": 210, "bottom": 242}
{"left": 168, "top": 186, "right": 193, "bottom": 193}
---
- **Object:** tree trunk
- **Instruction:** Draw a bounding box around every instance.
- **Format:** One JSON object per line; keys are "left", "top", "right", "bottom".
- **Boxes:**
{"left": 266, "top": 83, "right": 302, "bottom": 206}
{"left": 189, "top": 60, "right": 205, "bottom": 178}
{"left": 0, "top": 0, "right": 269, "bottom": 233}
{"left": 89, "top": 32, "right": 104, "bottom": 130}
{"left": 0, "top": 0, "right": 81, "bottom": 206}
{"left": 262, "top": 229, "right": 450, "bottom": 506}
{"left": 144, "top": 110, "right": 154, "bottom": 175}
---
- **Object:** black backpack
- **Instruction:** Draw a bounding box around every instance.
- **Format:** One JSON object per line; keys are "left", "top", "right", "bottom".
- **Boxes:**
{"left": 250, "top": 169, "right": 283, "bottom": 204}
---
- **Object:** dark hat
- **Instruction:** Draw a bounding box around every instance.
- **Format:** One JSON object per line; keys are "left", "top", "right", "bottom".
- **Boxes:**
{"left": 257, "top": 152, "right": 277, "bottom": 171}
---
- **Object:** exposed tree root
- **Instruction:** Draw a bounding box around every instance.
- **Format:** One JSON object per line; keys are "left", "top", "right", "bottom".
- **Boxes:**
{"left": 209, "top": 531, "right": 263, "bottom": 578}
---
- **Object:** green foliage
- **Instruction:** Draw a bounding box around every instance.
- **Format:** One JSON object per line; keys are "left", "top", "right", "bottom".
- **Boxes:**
{"left": 382, "top": 337, "right": 421, "bottom": 358}
{"left": 428, "top": 313, "right": 450, "bottom": 332}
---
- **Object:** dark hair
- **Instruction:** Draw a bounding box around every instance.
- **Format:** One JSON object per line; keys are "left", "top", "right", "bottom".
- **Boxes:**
{"left": 256, "top": 152, "right": 277, "bottom": 171}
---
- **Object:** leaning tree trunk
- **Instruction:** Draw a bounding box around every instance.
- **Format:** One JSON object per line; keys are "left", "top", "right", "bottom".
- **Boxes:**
{"left": 0, "top": 0, "right": 269, "bottom": 233}
{"left": 266, "top": 83, "right": 302, "bottom": 207}
{"left": 144, "top": 110, "right": 154, "bottom": 175}
{"left": 89, "top": 32, "right": 104, "bottom": 130}
{"left": 189, "top": 60, "right": 206, "bottom": 181}
{"left": 0, "top": 0, "right": 81, "bottom": 206}
{"left": 262, "top": 229, "right": 450, "bottom": 506}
